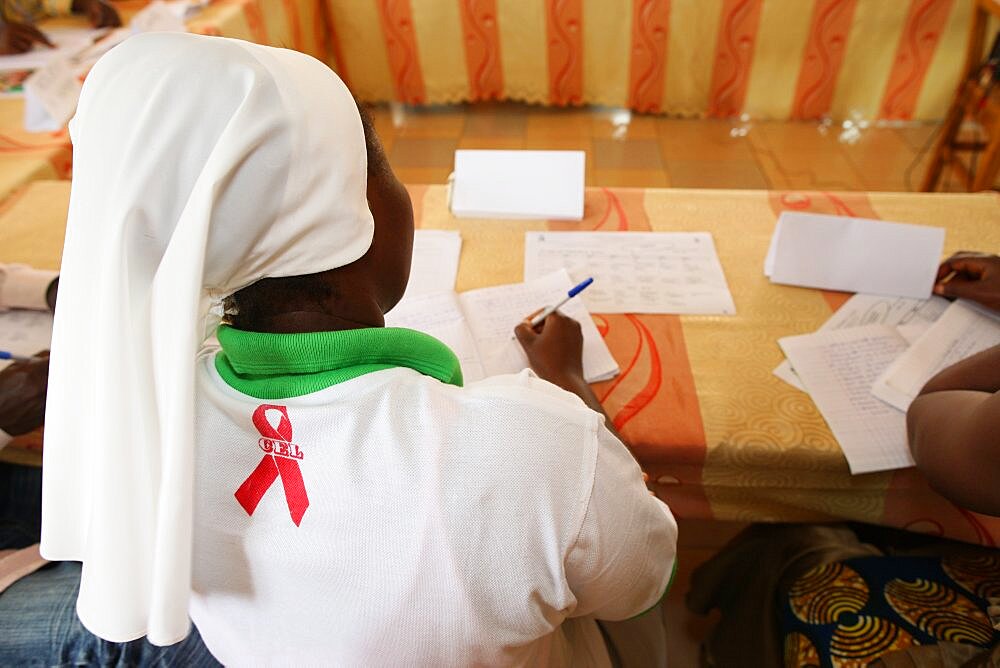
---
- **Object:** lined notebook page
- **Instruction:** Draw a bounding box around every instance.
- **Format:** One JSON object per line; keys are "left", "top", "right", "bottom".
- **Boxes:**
{"left": 459, "top": 269, "right": 619, "bottom": 382}
{"left": 773, "top": 294, "right": 949, "bottom": 391}
{"left": 779, "top": 325, "right": 913, "bottom": 474}
{"left": 872, "top": 300, "right": 1000, "bottom": 411}
{"left": 384, "top": 291, "right": 487, "bottom": 383}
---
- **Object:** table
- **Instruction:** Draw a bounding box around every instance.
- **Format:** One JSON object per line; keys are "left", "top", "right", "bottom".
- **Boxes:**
{"left": 3, "top": 180, "right": 999, "bottom": 546}
{"left": 325, "top": 0, "right": 969, "bottom": 121}
{"left": 407, "top": 183, "right": 1000, "bottom": 547}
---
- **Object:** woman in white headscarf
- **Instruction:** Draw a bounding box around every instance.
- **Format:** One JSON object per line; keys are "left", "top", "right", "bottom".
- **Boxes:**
{"left": 42, "top": 30, "right": 379, "bottom": 648}
{"left": 42, "top": 32, "right": 677, "bottom": 666}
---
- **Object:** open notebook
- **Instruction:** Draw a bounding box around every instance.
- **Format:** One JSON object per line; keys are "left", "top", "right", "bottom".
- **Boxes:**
{"left": 385, "top": 269, "right": 619, "bottom": 384}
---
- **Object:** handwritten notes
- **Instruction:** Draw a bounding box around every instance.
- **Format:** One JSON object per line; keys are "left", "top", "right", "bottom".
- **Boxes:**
{"left": 872, "top": 300, "right": 1000, "bottom": 412}
{"left": 523, "top": 232, "right": 735, "bottom": 315}
{"left": 461, "top": 269, "right": 618, "bottom": 382}
{"left": 779, "top": 326, "right": 913, "bottom": 474}
{"left": 385, "top": 269, "right": 619, "bottom": 384}
{"left": 773, "top": 294, "right": 949, "bottom": 390}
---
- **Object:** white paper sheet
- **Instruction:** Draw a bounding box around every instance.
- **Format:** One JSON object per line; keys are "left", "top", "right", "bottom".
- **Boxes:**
{"left": 523, "top": 231, "right": 736, "bottom": 315}
{"left": 0, "top": 28, "right": 100, "bottom": 73}
{"left": 773, "top": 294, "right": 949, "bottom": 390}
{"left": 871, "top": 300, "right": 1000, "bottom": 412}
{"left": 400, "top": 230, "right": 461, "bottom": 299}
{"left": 779, "top": 325, "right": 914, "bottom": 474}
{"left": 23, "top": 55, "right": 81, "bottom": 129}
{"left": 384, "top": 291, "right": 486, "bottom": 383}
{"left": 0, "top": 309, "right": 53, "bottom": 370}
{"left": 460, "top": 269, "right": 618, "bottom": 382}
{"left": 385, "top": 270, "right": 619, "bottom": 384}
{"left": 450, "top": 150, "right": 585, "bottom": 220}
{"left": 768, "top": 212, "right": 945, "bottom": 299}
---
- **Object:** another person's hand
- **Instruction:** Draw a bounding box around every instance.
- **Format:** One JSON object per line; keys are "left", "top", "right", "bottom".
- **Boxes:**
{"left": 0, "top": 20, "right": 54, "bottom": 55}
{"left": 72, "top": 0, "right": 121, "bottom": 28}
{"left": 933, "top": 252, "right": 1000, "bottom": 314}
{"left": 514, "top": 311, "right": 585, "bottom": 387}
{"left": 0, "top": 352, "right": 49, "bottom": 437}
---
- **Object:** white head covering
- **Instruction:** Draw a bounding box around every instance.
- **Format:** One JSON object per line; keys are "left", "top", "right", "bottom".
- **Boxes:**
{"left": 41, "top": 32, "right": 374, "bottom": 645}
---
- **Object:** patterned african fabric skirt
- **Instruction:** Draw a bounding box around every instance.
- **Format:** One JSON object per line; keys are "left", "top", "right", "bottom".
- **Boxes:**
{"left": 781, "top": 555, "right": 1000, "bottom": 668}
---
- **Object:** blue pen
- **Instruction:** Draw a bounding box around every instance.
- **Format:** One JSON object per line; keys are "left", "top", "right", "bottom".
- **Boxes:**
{"left": 530, "top": 277, "right": 594, "bottom": 327}
{"left": 0, "top": 350, "right": 33, "bottom": 362}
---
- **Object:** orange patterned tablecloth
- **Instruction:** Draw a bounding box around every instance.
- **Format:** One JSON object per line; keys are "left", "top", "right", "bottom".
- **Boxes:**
{"left": 326, "top": 0, "right": 973, "bottom": 121}
{"left": 3, "top": 180, "right": 999, "bottom": 546}
{"left": 406, "top": 183, "right": 1000, "bottom": 546}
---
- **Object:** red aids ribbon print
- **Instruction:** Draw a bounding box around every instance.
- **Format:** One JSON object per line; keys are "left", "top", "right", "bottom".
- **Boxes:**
{"left": 234, "top": 404, "right": 309, "bottom": 526}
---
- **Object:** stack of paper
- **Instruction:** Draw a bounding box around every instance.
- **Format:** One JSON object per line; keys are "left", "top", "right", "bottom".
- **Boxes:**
{"left": 450, "top": 150, "right": 585, "bottom": 220}
{"left": 524, "top": 231, "right": 736, "bottom": 315}
{"left": 773, "top": 293, "right": 949, "bottom": 391}
{"left": 386, "top": 269, "right": 619, "bottom": 384}
{"left": 779, "top": 326, "right": 913, "bottom": 474}
{"left": 774, "top": 298, "right": 1000, "bottom": 475}
{"left": 765, "top": 212, "right": 944, "bottom": 298}
{"left": 872, "top": 300, "right": 1000, "bottom": 411}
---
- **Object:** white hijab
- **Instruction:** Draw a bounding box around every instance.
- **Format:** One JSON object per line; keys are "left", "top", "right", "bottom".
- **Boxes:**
{"left": 41, "top": 32, "right": 374, "bottom": 645}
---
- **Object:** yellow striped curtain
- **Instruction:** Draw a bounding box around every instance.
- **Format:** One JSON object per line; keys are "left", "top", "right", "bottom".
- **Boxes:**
{"left": 319, "top": 0, "right": 973, "bottom": 121}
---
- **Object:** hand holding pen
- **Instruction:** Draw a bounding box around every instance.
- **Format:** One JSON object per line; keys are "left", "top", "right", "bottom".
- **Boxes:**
{"left": 527, "top": 277, "right": 594, "bottom": 328}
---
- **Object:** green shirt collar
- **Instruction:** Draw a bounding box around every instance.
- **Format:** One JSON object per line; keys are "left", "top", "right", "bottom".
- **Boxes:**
{"left": 214, "top": 324, "right": 463, "bottom": 400}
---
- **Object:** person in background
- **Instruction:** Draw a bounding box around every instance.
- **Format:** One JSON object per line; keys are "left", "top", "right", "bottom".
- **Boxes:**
{"left": 0, "top": 0, "right": 119, "bottom": 55}
{"left": 908, "top": 251, "right": 1000, "bottom": 518}
{"left": 687, "top": 251, "right": 1000, "bottom": 668}
{"left": 0, "top": 264, "right": 218, "bottom": 665}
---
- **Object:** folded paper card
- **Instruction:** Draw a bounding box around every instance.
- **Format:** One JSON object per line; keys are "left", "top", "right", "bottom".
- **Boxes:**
{"left": 767, "top": 212, "right": 944, "bottom": 299}
{"left": 450, "top": 150, "right": 584, "bottom": 220}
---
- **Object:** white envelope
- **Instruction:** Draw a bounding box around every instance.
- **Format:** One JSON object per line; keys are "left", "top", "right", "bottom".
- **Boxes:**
{"left": 450, "top": 150, "right": 585, "bottom": 220}
{"left": 768, "top": 212, "right": 944, "bottom": 299}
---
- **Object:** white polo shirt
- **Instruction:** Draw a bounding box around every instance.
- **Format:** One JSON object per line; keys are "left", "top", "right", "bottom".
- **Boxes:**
{"left": 190, "top": 325, "right": 677, "bottom": 666}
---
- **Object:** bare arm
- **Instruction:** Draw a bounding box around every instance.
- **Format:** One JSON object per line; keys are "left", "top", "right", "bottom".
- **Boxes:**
{"left": 513, "top": 312, "right": 629, "bottom": 448}
{"left": 906, "top": 344, "right": 1000, "bottom": 516}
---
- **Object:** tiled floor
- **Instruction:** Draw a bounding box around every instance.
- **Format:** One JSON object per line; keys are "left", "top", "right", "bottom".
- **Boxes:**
{"left": 369, "top": 102, "right": 949, "bottom": 193}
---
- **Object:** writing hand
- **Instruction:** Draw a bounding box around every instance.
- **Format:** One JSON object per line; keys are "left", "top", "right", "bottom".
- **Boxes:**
{"left": 514, "top": 310, "right": 585, "bottom": 387}
{"left": 0, "top": 21, "right": 54, "bottom": 55}
{"left": 933, "top": 252, "right": 1000, "bottom": 314}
